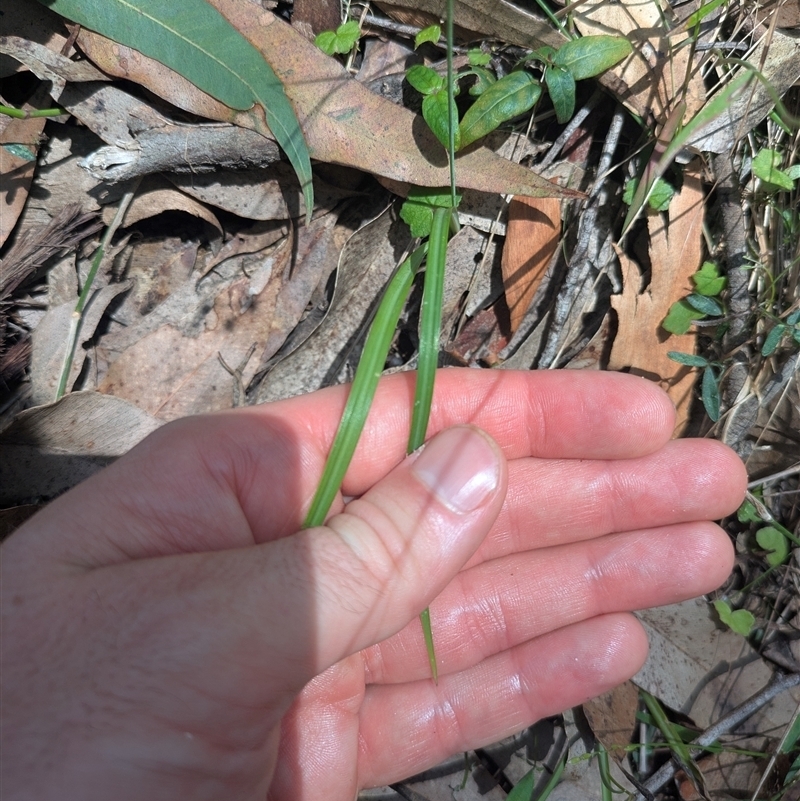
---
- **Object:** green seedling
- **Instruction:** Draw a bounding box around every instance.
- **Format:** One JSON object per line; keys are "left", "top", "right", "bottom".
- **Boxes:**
{"left": 415, "top": 24, "right": 441, "bottom": 48}
{"left": 762, "top": 309, "right": 800, "bottom": 356}
{"left": 751, "top": 147, "right": 800, "bottom": 192}
{"left": 622, "top": 175, "right": 676, "bottom": 212}
{"left": 713, "top": 599, "right": 755, "bottom": 636}
{"left": 663, "top": 261, "right": 727, "bottom": 335}
{"left": 666, "top": 351, "right": 722, "bottom": 421}
{"left": 314, "top": 20, "right": 361, "bottom": 56}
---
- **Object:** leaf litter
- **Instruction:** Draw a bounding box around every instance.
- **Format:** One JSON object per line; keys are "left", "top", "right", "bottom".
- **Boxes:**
{"left": 2, "top": 0, "right": 800, "bottom": 798}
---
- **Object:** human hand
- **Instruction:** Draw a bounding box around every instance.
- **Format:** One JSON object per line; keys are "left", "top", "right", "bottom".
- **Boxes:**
{"left": 1, "top": 369, "right": 746, "bottom": 801}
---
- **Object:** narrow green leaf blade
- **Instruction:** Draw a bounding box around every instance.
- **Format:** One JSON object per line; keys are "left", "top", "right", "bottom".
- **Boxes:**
{"left": 41, "top": 0, "right": 313, "bottom": 217}
{"left": 303, "top": 246, "right": 426, "bottom": 528}
{"left": 702, "top": 366, "right": 721, "bottom": 421}
{"left": 552, "top": 35, "right": 632, "bottom": 80}
{"left": 545, "top": 65, "right": 575, "bottom": 124}
{"left": 667, "top": 350, "right": 709, "bottom": 367}
{"left": 459, "top": 71, "right": 541, "bottom": 149}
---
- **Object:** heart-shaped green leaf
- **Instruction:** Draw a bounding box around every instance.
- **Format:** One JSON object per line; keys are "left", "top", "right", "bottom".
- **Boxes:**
{"left": 756, "top": 526, "right": 790, "bottom": 566}
{"left": 713, "top": 600, "right": 755, "bottom": 636}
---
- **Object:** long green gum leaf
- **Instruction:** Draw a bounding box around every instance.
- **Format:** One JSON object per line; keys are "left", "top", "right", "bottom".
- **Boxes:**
{"left": 408, "top": 205, "right": 451, "bottom": 684}
{"left": 303, "top": 244, "right": 427, "bottom": 530}
{"left": 40, "top": 0, "right": 314, "bottom": 221}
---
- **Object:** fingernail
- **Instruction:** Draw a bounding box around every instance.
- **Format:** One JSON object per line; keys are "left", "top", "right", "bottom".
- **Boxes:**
{"left": 411, "top": 427, "right": 500, "bottom": 513}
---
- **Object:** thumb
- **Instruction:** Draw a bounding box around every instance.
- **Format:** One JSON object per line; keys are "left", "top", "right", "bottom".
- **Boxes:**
{"left": 293, "top": 424, "right": 507, "bottom": 674}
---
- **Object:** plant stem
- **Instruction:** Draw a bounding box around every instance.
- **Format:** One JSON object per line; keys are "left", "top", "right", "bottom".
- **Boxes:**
{"left": 0, "top": 105, "right": 67, "bottom": 119}
{"left": 55, "top": 182, "right": 138, "bottom": 400}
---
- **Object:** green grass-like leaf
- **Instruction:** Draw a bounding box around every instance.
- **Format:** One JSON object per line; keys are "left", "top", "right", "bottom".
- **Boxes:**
{"left": 41, "top": 0, "right": 313, "bottom": 218}
{"left": 303, "top": 245, "right": 427, "bottom": 529}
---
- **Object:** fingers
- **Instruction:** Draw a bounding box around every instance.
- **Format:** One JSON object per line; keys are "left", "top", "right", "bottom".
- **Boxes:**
{"left": 228, "top": 369, "right": 677, "bottom": 540}
{"left": 363, "top": 520, "right": 733, "bottom": 684}
{"left": 473, "top": 437, "right": 748, "bottom": 565}
{"left": 353, "top": 614, "right": 648, "bottom": 788}
{"left": 58, "top": 427, "right": 508, "bottom": 725}
{"left": 253, "top": 368, "right": 677, "bottom": 499}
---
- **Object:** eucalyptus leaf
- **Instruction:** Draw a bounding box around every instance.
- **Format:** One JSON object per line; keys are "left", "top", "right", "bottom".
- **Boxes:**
{"left": 545, "top": 65, "right": 575, "bottom": 123}
{"left": 40, "top": 0, "right": 314, "bottom": 218}
{"left": 459, "top": 70, "right": 541, "bottom": 149}
{"left": 552, "top": 34, "right": 632, "bottom": 80}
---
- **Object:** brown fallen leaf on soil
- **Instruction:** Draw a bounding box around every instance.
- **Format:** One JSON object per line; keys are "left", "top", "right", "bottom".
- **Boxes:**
{"left": 608, "top": 163, "right": 705, "bottom": 434}
{"left": 74, "top": 0, "right": 578, "bottom": 202}
{"left": 501, "top": 196, "right": 561, "bottom": 334}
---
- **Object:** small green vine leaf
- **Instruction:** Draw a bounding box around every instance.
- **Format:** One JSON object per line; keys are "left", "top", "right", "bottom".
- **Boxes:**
{"left": 458, "top": 70, "right": 541, "bottom": 149}
{"left": 552, "top": 35, "right": 632, "bottom": 80}
{"left": 545, "top": 64, "right": 576, "bottom": 123}
{"left": 756, "top": 526, "right": 790, "bottom": 566}
{"left": 415, "top": 24, "right": 441, "bottom": 48}
{"left": 713, "top": 600, "right": 755, "bottom": 636}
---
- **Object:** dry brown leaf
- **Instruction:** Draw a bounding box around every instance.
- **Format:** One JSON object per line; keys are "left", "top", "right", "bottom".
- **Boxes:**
{"left": 118, "top": 175, "right": 223, "bottom": 238}
{"left": 608, "top": 162, "right": 704, "bottom": 434}
{"left": 75, "top": 2, "right": 579, "bottom": 202}
{"left": 255, "top": 207, "right": 404, "bottom": 402}
{"left": 375, "top": 0, "right": 564, "bottom": 49}
{"left": 30, "top": 282, "right": 130, "bottom": 405}
{"left": 501, "top": 196, "right": 560, "bottom": 334}
{"left": 169, "top": 162, "right": 353, "bottom": 222}
{"left": 583, "top": 681, "right": 640, "bottom": 761}
{"left": 573, "top": 0, "right": 705, "bottom": 122}
{"left": 0, "top": 391, "right": 161, "bottom": 505}
{"left": 98, "top": 214, "right": 341, "bottom": 418}
{"left": 0, "top": 0, "right": 68, "bottom": 80}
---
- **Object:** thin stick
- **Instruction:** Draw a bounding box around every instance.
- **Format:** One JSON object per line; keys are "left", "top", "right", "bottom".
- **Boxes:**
{"left": 55, "top": 181, "right": 139, "bottom": 400}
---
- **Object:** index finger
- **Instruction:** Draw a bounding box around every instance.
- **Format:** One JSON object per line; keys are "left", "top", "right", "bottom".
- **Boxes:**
{"left": 231, "top": 368, "right": 675, "bottom": 515}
